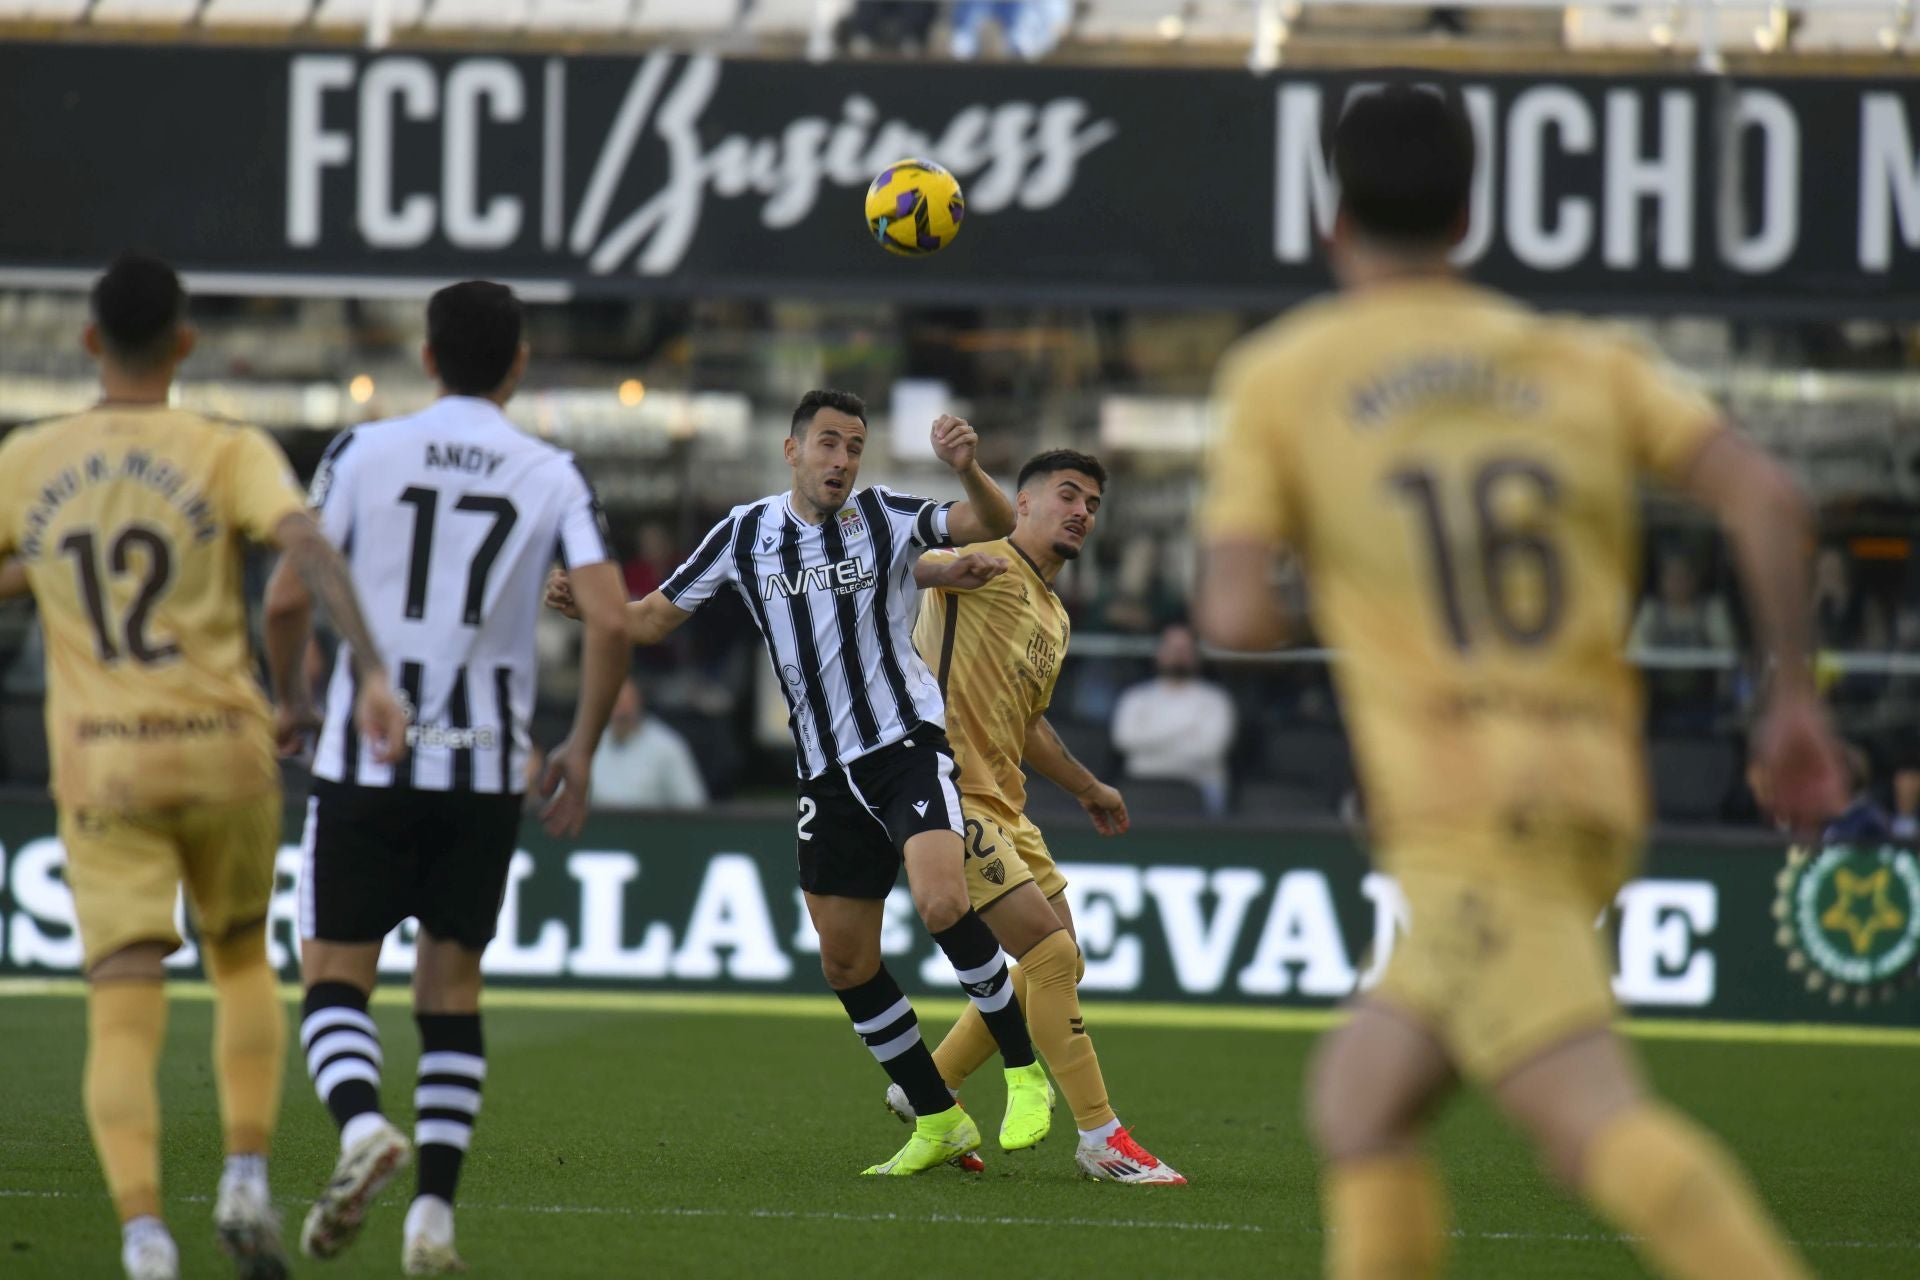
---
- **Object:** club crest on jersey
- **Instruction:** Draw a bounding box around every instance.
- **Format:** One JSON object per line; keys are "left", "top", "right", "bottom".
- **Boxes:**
{"left": 837, "top": 506, "right": 866, "bottom": 536}
{"left": 763, "top": 556, "right": 876, "bottom": 600}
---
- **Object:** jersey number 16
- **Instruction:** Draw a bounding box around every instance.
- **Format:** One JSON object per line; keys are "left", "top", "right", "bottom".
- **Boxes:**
{"left": 1387, "top": 457, "right": 1566, "bottom": 652}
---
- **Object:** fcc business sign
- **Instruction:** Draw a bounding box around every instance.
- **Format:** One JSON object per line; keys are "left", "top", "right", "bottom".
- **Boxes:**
{"left": 0, "top": 44, "right": 1914, "bottom": 314}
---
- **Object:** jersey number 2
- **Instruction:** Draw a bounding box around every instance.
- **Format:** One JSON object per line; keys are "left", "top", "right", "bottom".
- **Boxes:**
{"left": 1387, "top": 458, "right": 1565, "bottom": 651}
{"left": 398, "top": 487, "right": 519, "bottom": 625}
{"left": 59, "top": 525, "right": 179, "bottom": 665}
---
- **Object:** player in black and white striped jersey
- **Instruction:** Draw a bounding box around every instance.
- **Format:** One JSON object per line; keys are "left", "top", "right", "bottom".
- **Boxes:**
{"left": 262, "top": 282, "right": 631, "bottom": 1274}
{"left": 546, "top": 390, "right": 1051, "bottom": 1175}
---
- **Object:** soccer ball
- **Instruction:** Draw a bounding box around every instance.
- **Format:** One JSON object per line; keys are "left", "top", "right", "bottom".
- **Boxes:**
{"left": 865, "top": 159, "right": 966, "bottom": 257}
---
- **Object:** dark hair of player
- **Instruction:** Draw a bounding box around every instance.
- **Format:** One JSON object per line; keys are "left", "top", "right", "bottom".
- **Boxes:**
{"left": 790, "top": 389, "right": 868, "bottom": 438}
{"left": 1331, "top": 85, "right": 1475, "bottom": 247}
{"left": 427, "top": 280, "right": 525, "bottom": 396}
{"left": 1018, "top": 449, "right": 1107, "bottom": 493}
{"left": 91, "top": 252, "right": 187, "bottom": 369}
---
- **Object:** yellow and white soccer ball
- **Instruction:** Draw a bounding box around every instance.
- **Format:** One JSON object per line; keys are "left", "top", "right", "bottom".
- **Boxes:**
{"left": 864, "top": 159, "right": 966, "bottom": 257}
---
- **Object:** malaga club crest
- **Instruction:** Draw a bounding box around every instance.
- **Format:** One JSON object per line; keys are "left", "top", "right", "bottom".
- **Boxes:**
{"left": 1774, "top": 843, "right": 1920, "bottom": 1005}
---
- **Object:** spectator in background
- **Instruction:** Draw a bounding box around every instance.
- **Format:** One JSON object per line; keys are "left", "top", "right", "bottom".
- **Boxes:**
{"left": 840, "top": 0, "right": 939, "bottom": 54}
{"left": 951, "top": 0, "right": 1071, "bottom": 60}
{"left": 1630, "top": 549, "right": 1736, "bottom": 730}
{"left": 591, "top": 678, "right": 707, "bottom": 810}
{"left": 1814, "top": 544, "right": 1864, "bottom": 649}
{"left": 622, "top": 521, "right": 680, "bottom": 603}
{"left": 1111, "top": 623, "right": 1236, "bottom": 815}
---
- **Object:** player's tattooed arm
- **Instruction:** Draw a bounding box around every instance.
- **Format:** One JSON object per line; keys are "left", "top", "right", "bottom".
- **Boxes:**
{"left": 912, "top": 552, "right": 1010, "bottom": 592}
{"left": 931, "top": 415, "right": 1016, "bottom": 544}
{"left": 0, "top": 557, "right": 28, "bottom": 602}
{"left": 267, "top": 511, "right": 410, "bottom": 764}
{"left": 1026, "top": 714, "right": 1130, "bottom": 836}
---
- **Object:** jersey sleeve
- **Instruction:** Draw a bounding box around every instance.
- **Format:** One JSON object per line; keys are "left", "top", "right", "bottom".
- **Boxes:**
{"left": 306, "top": 428, "right": 361, "bottom": 544}
{"left": 554, "top": 458, "right": 616, "bottom": 571}
{"left": 876, "top": 486, "right": 958, "bottom": 553}
{"left": 1200, "top": 345, "right": 1301, "bottom": 548}
{"left": 659, "top": 513, "right": 739, "bottom": 612}
{"left": 1613, "top": 336, "right": 1724, "bottom": 487}
{"left": 226, "top": 426, "right": 309, "bottom": 544}
{"left": 0, "top": 431, "right": 24, "bottom": 556}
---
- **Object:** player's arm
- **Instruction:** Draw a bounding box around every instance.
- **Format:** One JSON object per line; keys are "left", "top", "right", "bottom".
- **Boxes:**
{"left": 1195, "top": 349, "right": 1301, "bottom": 652}
{"left": 0, "top": 557, "right": 28, "bottom": 602}
{"left": 1679, "top": 427, "right": 1845, "bottom": 830}
{"left": 1026, "top": 713, "right": 1129, "bottom": 836}
{"left": 930, "top": 415, "right": 1015, "bottom": 545}
{"left": 267, "top": 512, "right": 409, "bottom": 765}
{"left": 911, "top": 551, "right": 1010, "bottom": 592}
{"left": 538, "top": 560, "right": 632, "bottom": 839}
{"left": 544, "top": 573, "right": 695, "bottom": 647}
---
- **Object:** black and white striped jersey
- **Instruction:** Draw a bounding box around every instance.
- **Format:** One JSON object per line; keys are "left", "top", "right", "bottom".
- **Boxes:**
{"left": 309, "top": 396, "right": 613, "bottom": 793}
{"left": 663, "top": 488, "right": 956, "bottom": 779}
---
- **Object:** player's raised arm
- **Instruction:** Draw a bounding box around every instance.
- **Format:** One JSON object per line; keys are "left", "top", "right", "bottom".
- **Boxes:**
{"left": 930, "top": 415, "right": 1015, "bottom": 545}
{"left": 912, "top": 551, "right": 1010, "bottom": 592}
{"left": 543, "top": 572, "right": 697, "bottom": 648}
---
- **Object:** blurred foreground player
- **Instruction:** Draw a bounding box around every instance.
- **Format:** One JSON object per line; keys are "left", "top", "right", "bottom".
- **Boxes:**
{"left": 897, "top": 449, "right": 1185, "bottom": 1183}
{"left": 0, "top": 255, "right": 407, "bottom": 1280}
{"left": 1197, "top": 88, "right": 1845, "bottom": 1280}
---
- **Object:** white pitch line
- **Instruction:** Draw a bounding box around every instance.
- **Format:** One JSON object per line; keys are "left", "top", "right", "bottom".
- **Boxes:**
{"left": 0, "top": 1188, "right": 1912, "bottom": 1251}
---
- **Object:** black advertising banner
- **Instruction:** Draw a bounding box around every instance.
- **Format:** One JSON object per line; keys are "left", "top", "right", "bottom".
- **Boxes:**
{"left": 0, "top": 43, "right": 1916, "bottom": 314}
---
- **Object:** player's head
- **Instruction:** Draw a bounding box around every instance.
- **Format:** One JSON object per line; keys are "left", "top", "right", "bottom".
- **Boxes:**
{"left": 785, "top": 389, "right": 868, "bottom": 517}
{"left": 1016, "top": 450, "right": 1106, "bottom": 562}
{"left": 1329, "top": 84, "right": 1475, "bottom": 276}
{"left": 85, "top": 252, "right": 194, "bottom": 376}
{"left": 424, "top": 280, "right": 530, "bottom": 402}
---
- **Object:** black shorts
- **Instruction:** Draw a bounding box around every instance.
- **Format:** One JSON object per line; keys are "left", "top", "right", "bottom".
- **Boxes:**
{"left": 796, "top": 725, "right": 965, "bottom": 900}
{"left": 299, "top": 780, "right": 523, "bottom": 950}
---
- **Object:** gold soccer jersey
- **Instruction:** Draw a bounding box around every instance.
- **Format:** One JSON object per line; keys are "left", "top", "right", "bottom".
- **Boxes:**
{"left": 1204, "top": 281, "right": 1720, "bottom": 902}
{"left": 914, "top": 539, "right": 1071, "bottom": 823}
{"left": 0, "top": 406, "right": 308, "bottom": 813}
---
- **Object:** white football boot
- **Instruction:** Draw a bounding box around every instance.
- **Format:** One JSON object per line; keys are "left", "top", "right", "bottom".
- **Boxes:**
{"left": 1075, "top": 1126, "right": 1188, "bottom": 1185}
{"left": 213, "top": 1171, "right": 289, "bottom": 1279}
{"left": 301, "top": 1119, "right": 412, "bottom": 1260}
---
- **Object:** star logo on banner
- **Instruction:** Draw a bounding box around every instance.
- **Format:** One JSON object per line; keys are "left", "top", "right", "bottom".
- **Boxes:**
{"left": 1821, "top": 868, "right": 1908, "bottom": 956}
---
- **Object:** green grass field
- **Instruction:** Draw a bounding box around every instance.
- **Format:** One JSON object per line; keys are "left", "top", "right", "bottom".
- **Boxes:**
{"left": 2, "top": 986, "right": 1916, "bottom": 1278}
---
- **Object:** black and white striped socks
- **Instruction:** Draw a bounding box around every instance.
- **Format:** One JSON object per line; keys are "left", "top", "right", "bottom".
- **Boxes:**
{"left": 302, "top": 982, "right": 386, "bottom": 1147}
{"left": 933, "top": 911, "right": 1035, "bottom": 1068}
{"left": 414, "top": 1015, "right": 486, "bottom": 1205}
{"left": 833, "top": 966, "right": 954, "bottom": 1118}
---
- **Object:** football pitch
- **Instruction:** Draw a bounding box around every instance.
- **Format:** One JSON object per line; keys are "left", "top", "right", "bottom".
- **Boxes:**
{"left": 2, "top": 986, "right": 1917, "bottom": 1279}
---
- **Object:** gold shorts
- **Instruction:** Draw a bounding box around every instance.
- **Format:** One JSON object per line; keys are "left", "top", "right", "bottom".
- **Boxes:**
{"left": 60, "top": 790, "right": 283, "bottom": 972}
{"left": 962, "top": 802, "right": 1069, "bottom": 912}
{"left": 1372, "top": 866, "right": 1618, "bottom": 1083}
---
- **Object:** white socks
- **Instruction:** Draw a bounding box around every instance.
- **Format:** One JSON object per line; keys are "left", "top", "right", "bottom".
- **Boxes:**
{"left": 1079, "top": 1117, "right": 1123, "bottom": 1147}
{"left": 341, "top": 1111, "right": 391, "bottom": 1155}
{"left": 405, "top": 1194, "right": 455, "bottom": 1244}
{"left": 222, "top": 1153, "right": 268, "bottom": 1189}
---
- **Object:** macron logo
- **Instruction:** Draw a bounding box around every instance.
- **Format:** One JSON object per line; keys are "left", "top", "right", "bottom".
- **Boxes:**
{"left": 912, "top": 800, "right": 930, "bottom": 816}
